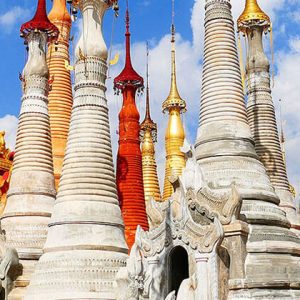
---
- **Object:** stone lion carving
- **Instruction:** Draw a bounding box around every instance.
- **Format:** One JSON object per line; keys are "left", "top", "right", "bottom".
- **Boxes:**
{"left": 116, "top": 226, "right": 152, "bottom": 300}
{"left": 146, "top": 197, "right": 164, "bottom": 229}
{"left": 180, "top": 141, "right": 204, "bottom": 193}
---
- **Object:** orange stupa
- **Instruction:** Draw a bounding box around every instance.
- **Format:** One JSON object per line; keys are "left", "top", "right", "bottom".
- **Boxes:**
{"left": 114, "top": 6, "right": 149, "bottom": 251}
{"left": 47, "top": 0, "right": 73, "bottom": 189}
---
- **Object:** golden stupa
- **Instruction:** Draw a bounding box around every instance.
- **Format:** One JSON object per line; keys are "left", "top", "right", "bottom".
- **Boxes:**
{"left": 238, "top": 0, "right": 270, "bottom": 33}
{"left": 162, "top": 23, "right": 186, "bottom": 200}
{"left": 47, "top": 0, "right": 73, "bottom": 189}
{"left": 140, "top": 49, "right": 161, "bottom": 203}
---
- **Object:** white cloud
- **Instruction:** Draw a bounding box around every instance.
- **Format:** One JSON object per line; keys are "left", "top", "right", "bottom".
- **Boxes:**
{"left": 0, "top": 6, "right": 31, "bottom": 32}
{"left": 0, "top": 115, "right": 18, "bottom": 150}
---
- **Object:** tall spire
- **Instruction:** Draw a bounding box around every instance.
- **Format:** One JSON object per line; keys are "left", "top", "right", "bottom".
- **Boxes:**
{"left": 162, "top": 0, "right": 186, "bottom": 113}
{"left": 140, "top": 43, "right": 161, "bottom": 206}
{"left": 114, "top": 1, "right": 143, "bottom": 91}
{"left": 145, "top": 43, "right": 151, "bottom": 121}
{"left": 141, "top": 43, "right": 156, "bottom": 131}
{"left": 238, "top": 0, "right": 298, "bottom": 226}
{"left": 114, "top": 2, "right": 148, "bottom": 251}
{"left": 162, "top": 0, "right": 186, "bottom": 200}
{"left": 47, "top": 0, "right": 73, "bottom": 189}
{"left": 1, "top": 0, "right": 58, "bottom": 297}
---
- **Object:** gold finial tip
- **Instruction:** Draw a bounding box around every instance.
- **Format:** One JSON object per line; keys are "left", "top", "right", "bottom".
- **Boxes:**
{"left": 237, "top": 0, "right": 270, "bottom": 32}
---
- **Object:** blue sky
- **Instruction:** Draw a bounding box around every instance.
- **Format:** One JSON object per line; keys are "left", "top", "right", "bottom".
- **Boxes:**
{"left": 1, "top": 0, "right": 300, "bottom": 197}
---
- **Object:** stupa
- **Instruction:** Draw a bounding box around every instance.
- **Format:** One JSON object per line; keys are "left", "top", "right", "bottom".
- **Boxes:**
{"left": 162, "top": 6, "right": 186, "bottom": 200}
{"left": 0, "top": 0, "right": 58, "bottom": 297}
{"left": 25, "top": 0, "right": 128, "bottom": 299}
{"left": 47, "top": 0, "right": 73, "bottom": 189}
{"left": 140, "top": 46, "right": 161, "bottom": 207}
{"left": 114, "top": 4, "right": 149, "bottom": 251}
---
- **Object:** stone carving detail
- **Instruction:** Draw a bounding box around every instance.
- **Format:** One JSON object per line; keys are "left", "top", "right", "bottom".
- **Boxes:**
{"left": 0, "top": 228, "right": 19, "bottom": 300}
{"left": 141, "top": 176, "right": 224, "bottom": 257}
{"left": 117, "top": 170, "right": 242, "bottom": 299}
{"left": 188, "top": 183, "right": 241, "bottom": 225}
{"left": 116, "top": 227, "right": 152, "bottom": 300}
{"left": 146, "top": 197, "right": 165, "bottom": 229}
{"left": 180, "top": 141, "right": 204, "bottom": 193}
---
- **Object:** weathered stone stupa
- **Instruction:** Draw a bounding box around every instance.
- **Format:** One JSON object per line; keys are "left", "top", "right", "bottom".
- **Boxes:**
{"left": 0, "top": 0, "right": 58, "bottom": 297}
{"left": 140, "top": 47, "right": 161, "bottom": 207}
{"left": 162, "top": 12, "right": 186, "bottom": 200}
{"left": 195, "top": 0, "right": 300, "bottom": 298}
{"left": 25, "top": 0, "right": 128, "bottom": 299}
{"left": 114, "top": 6, "right": 149, "bottom": 251}
{"left": 237, "top": 0, "right": 298, "bottom": 228}
{"left": 47, "top": 0, "right": 73, "bottom": 189}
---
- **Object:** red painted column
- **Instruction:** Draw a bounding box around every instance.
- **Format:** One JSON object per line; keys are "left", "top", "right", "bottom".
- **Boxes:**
{"left": 117, "top": 86, "right": 148, "bottom": 250}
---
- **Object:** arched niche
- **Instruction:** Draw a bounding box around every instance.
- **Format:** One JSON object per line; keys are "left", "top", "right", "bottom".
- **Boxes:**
{"left": 168, "top": 246, "right": 189, "bottom": 295}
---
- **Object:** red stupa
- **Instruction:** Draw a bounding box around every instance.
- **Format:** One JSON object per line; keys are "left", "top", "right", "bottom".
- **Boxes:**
{"left": 20, "top": 0, "right": 58, "bottom": 41}
{"left": 114, "top": 4, "right": 149, "bottom": 251}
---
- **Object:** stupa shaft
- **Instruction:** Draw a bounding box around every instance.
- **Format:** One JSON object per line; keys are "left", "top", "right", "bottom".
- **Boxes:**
{"left": 25, "top": 1, "right": 128, "bottom": 299}
{"left": 237, "top": 0, "right": 296, "bottom": 223}
{"left": 114, "top": 7, "right": 148, "bottom": 251}
{"left": 140, "top": 48, "right": 161, "bottom": 206}
{"left": 195, "top": 0, "right": 300, "bottom": 297}
{"left": 162, "top": 13, "right": 186, "bottom": 200}
{"left": 47, "top": 0, "right": 73, "bottom": 189}
{"left": 162, "top": 108, "right": 185, "bottom": 200}
{"left": 196, "top": 0, "right": 276, "bottom": 204}
{"left": 141, "top": 130, "right": 161, "bottom": 202}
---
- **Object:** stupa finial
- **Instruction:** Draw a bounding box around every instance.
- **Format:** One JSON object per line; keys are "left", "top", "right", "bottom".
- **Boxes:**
{"left": 20, "top": 0, "right": 58, "bottom": 41}
{"left": 141, "top": 42, "right": 157, "bottom": 138}
{"left": 162, "top": 0, "right": 186, "bottom": 113}
{"left": 238, "top": 0, "right": 270, "bottom": 33}
{"left": 114, "top": 0, "right": 143, "bottom": 91}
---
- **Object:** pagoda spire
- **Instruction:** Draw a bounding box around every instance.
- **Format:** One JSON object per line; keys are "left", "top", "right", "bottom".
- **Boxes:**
{"left": 140, "top": 44, "right": 161, "bottom": 208}
{"left": 47, "top": 0, "right": 73, "bottom": 189}
{"left": 1, "top": 0, "right": 58, "bottom": 297}
{"left": 114, "top": 1, "right": 148, "bottom": 251}
{"left": 162, "top": 0, "right": 186, "bottom": 200}
{"left": 238, "top": 0, "right": 298, "bottom": 227}
{"left": 114, "top": 1, "right": 143, "bottom": 90}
